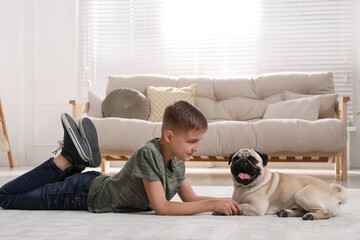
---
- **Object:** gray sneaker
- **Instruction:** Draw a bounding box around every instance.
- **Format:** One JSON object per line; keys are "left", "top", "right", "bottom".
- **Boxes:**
{"left": 78, "top": 117, "right": 102, "bottom": 167}
{"left": 58, "top": 113, "right": 94, "bottom": 167}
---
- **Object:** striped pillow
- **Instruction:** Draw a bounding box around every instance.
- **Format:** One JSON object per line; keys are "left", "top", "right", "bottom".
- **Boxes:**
{"left": 285, "top": 91, "right": 338, "bottom": 119}
{"left": 263, "top": 96, "right": 321, "bottom": 121}
{"left": 88, "top": 91, "right": 104, "bottom": 118}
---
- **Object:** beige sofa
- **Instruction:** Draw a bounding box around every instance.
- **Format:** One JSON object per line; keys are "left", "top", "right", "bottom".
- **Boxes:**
{"left": 70, "top": 72, "right": 349, "bottom": 180}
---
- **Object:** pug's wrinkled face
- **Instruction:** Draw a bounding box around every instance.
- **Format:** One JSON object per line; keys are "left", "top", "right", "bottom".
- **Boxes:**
{"left": 228, "top": 149, "right": 268, "bottom": 186}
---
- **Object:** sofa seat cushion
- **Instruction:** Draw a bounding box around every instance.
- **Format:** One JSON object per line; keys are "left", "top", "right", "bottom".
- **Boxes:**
{"left": 89, "top": 117, "right": 346, "bottom": 156}
{"left": 89, "top": 117, "right": 162, "bottom": 151}
{"left": 253, "top": 119, "right": 347, "bottom": 153}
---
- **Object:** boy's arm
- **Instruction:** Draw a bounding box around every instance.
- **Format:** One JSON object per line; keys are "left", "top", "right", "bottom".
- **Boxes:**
{"left": 177, "top": 180, "right": 229, "bottom": 202}
{"left": 143, "top": 179, "right": 242, "bottom": 216}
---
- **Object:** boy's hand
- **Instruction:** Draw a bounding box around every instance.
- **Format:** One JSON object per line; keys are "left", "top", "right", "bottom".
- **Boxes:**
{"left": 210, "top": 199, "right": 243, "bottom": 216}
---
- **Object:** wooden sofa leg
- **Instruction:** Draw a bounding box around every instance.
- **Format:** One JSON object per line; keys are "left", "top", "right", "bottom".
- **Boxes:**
{"left": 101, "top": 159, "right": 110, "bottom": 173}
{"left": 335, "top": 156, "right": 340, "bottom": 174}
{"left": 341, "top": 151, "right": 348, "bottom": 181}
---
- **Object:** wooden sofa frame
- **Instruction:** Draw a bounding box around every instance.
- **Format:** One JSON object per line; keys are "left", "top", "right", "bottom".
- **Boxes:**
{"left": 70, "top": 97, "right": 350, "bottom": 180}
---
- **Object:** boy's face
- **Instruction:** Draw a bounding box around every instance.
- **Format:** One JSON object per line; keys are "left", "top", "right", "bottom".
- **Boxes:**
{"left": 170, "top": 128, "right": 206, "bottom": 162}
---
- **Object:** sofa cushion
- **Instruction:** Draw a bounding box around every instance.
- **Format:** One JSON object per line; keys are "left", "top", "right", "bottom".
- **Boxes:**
{"left": 285, "top": 91, "right": 338, "bottom": 119}
{"left": 253, "top": 119, "right": 347, "bottom": 153}
{"left": 107, "top": 74, "right": 177, "bottom": 95}
{"left": 263, "top": 93, "right": 285, "bottom": 104}
{"left": 90, "top": 117, "right": 162, "bottom": 151}
{"left": 253, "top": 72, "right": 335, "bottom": 99}
{"left": 88, "top": 91, "right": 104, "bottom": 118}
{"left": 102, "top": 88, "right": 150, "bottom": 120}
{"left": 146, "top": 84, "right": 198, "bottom": 122}
{"left": 195, "top": 97, "right": 268, "bottom": 121}
{"left": 89, "top": 117, "right": 347, "bottom": 155}
{"left": 106, "top": 72, "right": 335, "bottom": 121}
{"left": 263, "top": 97, "right": 321, "bottom": 121}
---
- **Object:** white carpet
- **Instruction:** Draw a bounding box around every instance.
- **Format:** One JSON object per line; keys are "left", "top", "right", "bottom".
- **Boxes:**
{"left": 1, "top": 186, "right": 359, "bottom": 240}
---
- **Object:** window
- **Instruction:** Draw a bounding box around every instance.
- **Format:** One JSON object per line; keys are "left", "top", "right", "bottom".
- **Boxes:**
{"left": 78, "top": 0, "right": 353, "bottom": 114}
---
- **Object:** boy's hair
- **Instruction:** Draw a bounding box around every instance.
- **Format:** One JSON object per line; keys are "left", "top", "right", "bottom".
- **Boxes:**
{"left": 162, "top": 101, "right": 208, "bottom": 135}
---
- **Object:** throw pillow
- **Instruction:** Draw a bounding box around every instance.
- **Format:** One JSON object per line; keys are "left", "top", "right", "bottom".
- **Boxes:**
{"left": 102, "top": 88, "right": 150, "bottom": 120}
{"left": 88, "top": 91, "right": 105, "bottom": 118}
{"left": 263, "top": 97, "right": 321, "bottom": 121}
{"left": 285, "top": 91, "right": 338, "bottom": 118}
{"left": 147, "top": 84, "right": 198, "bottom": 122}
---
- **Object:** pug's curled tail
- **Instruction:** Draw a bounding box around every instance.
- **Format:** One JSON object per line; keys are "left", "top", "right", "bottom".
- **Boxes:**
{"left": 330, "top": 183, "right": 348, "bottom": 205}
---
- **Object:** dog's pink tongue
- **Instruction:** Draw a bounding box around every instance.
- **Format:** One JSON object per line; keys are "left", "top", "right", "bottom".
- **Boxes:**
{"left": 238, "top": 173, "right": 250, "bottom": 180}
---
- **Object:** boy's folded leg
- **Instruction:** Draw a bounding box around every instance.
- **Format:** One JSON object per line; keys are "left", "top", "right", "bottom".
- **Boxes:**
{"left": 0, "top": 157, "right": 67, "bottom": 195}
{"left": 0, "top": 171, "right": 101, "bottom": 210}
{"left": 78, "top": 117, "right": 102, "bottom": 168}
{"left": 58, "top": 113, "right": 100, "bottom": 168}
{"left": 60, "top": 164, "right": 86, "bottom": 180}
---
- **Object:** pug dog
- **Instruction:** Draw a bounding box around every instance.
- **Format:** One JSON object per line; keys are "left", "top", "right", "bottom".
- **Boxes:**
{"left": 229, "top": 148, "right": 347, "bottom": 220}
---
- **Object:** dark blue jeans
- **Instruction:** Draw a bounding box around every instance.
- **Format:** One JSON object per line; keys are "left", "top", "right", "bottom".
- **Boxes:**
{"left": 0, "top": 158, "right": 100, "bottom": 210}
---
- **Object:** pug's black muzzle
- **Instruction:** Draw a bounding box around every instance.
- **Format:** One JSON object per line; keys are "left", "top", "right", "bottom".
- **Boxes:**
{"left": 231, "top": 158, "right": 261, "bottom": 185}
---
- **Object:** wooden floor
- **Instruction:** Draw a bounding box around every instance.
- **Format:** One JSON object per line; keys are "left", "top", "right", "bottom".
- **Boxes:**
{"left": 1, "top": 166, "right": 360, "bottom": 189}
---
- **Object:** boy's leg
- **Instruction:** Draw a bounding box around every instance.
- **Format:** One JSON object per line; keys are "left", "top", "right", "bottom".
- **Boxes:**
{"left": 0, "top": 113, "right": 101, "bottom": 198}
{"left": 0, "top": 171, "right": 101, "bottom": 210}
{"left": 0, "top": 157, "right": 67, "bottom": 195}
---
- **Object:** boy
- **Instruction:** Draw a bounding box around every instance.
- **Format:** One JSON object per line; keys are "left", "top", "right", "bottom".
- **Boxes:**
{"left": 0, "top": 101, "right": 242, "bottom": 216}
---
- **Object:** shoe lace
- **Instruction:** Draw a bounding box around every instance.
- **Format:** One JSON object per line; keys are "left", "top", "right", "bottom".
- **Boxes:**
{"left": 52, "top": 140, "right": 64, "bottom": 154}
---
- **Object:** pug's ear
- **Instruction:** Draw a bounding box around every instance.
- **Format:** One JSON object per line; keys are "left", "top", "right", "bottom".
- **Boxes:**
{"left": 228, "top": 152, "right": 236, "bottom": 165}
{"left": 255, "top": 150, "right": 269, "bottom": 166}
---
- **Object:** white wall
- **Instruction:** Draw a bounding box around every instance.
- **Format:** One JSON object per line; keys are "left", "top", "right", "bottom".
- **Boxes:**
{"left": 0, "top": 0, "right": 77, "bottom": 166}
{"left": 0, "top": 0, "right": 25, "bottom": 165}
{"left": 0, "top": 0, "right": 359, "bottom": 168}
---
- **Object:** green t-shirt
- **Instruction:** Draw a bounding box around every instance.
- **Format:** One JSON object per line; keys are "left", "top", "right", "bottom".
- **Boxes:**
{"left": 87, "top": 138, "right": 186, "bottom": 213}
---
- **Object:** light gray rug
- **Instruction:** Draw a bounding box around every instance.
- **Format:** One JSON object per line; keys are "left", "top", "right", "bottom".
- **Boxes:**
{"left": 1, "top": 186, "right": 359, "bottom": 240}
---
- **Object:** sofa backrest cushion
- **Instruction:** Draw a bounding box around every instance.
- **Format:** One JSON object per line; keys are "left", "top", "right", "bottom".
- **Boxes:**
{"left": 107, "top": 72, "right": 335, "bottom": 121}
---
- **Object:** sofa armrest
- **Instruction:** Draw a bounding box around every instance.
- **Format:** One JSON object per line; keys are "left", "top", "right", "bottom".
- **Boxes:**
{"left": 336, "top": 96, "right": 350, "bottom": 127}
{"left": 69, "top": 100, "right": 89, "bottom": 119}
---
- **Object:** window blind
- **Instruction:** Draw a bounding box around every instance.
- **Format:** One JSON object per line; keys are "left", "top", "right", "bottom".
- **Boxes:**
{"left": 78, "top": 0, "right": 353, "bottom": 115}
{"left": 259, "top": 0, "right": 353, "bottom": 115}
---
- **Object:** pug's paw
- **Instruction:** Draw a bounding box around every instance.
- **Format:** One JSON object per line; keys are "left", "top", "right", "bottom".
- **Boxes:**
{"left": 276, "top": 209, "right": 289, "bottom": 217}
{"left": 212, "top": 212, "right": 226, "bottom": 216}
{"left": 302, "top": 213, "right": 315, "bottom": 220}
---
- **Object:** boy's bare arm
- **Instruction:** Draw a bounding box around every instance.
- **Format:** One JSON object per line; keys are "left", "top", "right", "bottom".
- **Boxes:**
{"left": 143, "top": 179, "right": 242, "bottom": 216}
{"left": 177, "top": 180, "right": 231, "bottom": 202}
